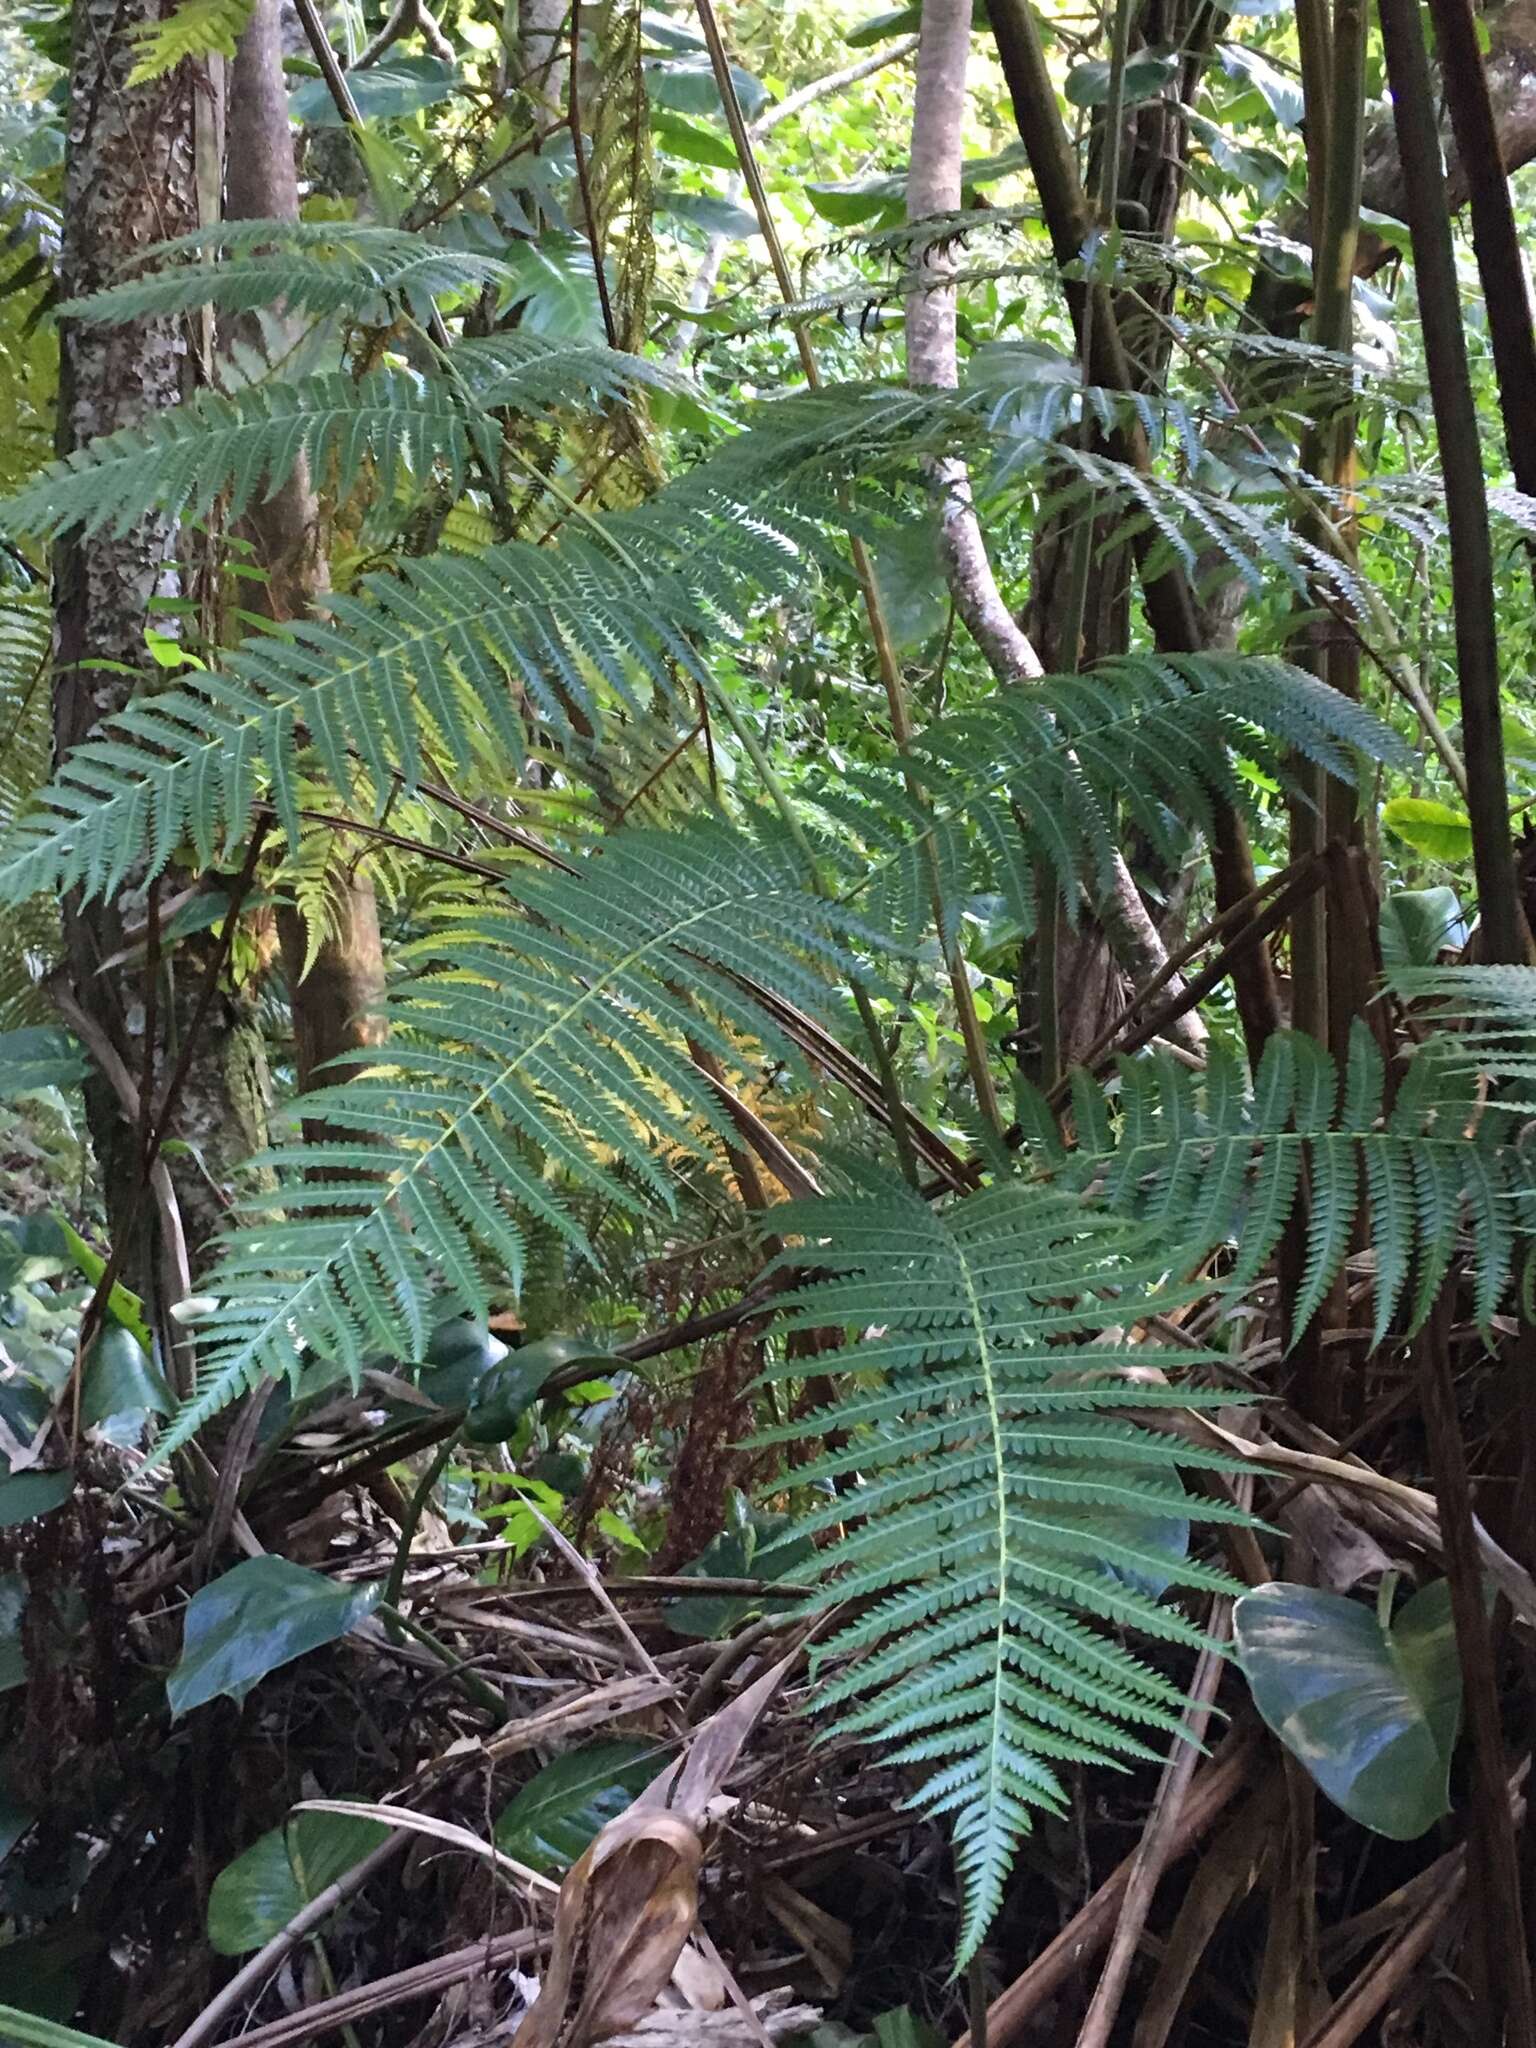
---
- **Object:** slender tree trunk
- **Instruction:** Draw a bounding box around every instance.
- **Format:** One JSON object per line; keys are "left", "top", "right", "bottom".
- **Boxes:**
{"left": 54, "top": 0, "right": 269, "bottom": 1296}
{"left": 227, "top": 0, "right": 388, "bottom": 1106}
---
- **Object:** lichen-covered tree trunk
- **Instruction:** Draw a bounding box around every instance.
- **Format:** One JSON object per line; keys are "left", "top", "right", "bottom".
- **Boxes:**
{"left": 226, "top": 0, "right": 387, "bottom": 1112}
{"left": 54, "top": 0, "right": 268, "bottom": 1299}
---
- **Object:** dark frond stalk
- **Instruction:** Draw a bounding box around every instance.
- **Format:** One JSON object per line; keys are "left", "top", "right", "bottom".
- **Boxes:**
{"left": 227, "top": 0, "right": 389, "bottom": 1125}
{"left": 1378, "top": 0, "right": 1528, "bottom": 966}
{"left": 987, "top": 0, "right": 1284, "bottom": 1061}
{"left": 695, "top": 0, "right": 1007, "bottom": 1141}
{"left": 1426, "top": 0, "right": 1536, "bottom": 598}
{"left": 1416, "top": 1299, "right": 1536, "bottom": 2041}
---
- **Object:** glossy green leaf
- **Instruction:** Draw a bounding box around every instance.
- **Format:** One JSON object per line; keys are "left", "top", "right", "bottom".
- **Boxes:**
{"left": 805, "top": 173, "right": 906, "bottom": 228}
{"left": 657, "top": 189, "right": 760, "bottom": 240}
{"left": 651, "top": 111, "right": 737, "bottom": 170}
{"left": 79, "top": 1327, "right": 173, "bottom": 1429}
{"left": 0, "top": 1469, "right": 72, "bottom": 1530}
{"left": 665, "top": 1506, "right": 815, "bottom": 1638}
{"left": 290, "top": 54, "right": 457, "bottom": 126}
{"left": 415, "top": 1316, "right": 509, "bottom": 1410}
{"left": 464, "top": 1335, "right": 625, "bottom": 1444}
{"left": 1216, "top": 42, "right": 1305, "bottom": 127}
{"left": 494, "top": 1740, "right": 663, "bottom": 1872}
{"left": 1234, "top": 1579, "right": 1463, "bottom": 1838}
{"left": 1065, "top": 51, "right": 1179, "bottom": 108}
{"left": 645, "top": 53, "right": 767, "bottom": 122}
{"left": 208, "top": 1812, "right": 389, "bottom": 1955}
{"left": 1382, "top": 796, "right": 1474, "bottom": 863}
{"left": 167, "top": 1557, "right": 382, "bottom": 1716}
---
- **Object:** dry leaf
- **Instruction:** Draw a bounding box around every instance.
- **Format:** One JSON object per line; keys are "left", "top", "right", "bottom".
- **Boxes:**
{"left": 512, "top": 1810, "right": 703, "bottom": 2048}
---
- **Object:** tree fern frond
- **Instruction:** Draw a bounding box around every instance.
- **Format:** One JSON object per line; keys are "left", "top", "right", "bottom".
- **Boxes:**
{"left": 152, "top": 820, "right": 873, "bottom": 1462}
{"left": 4, "top": 340, "right": 690, "bottom": 542}
{"left": 760, "top": 1172, "right": 1243, "bottom": 1961}
{"left": 1019, "top": 1024, "right": 1527, "bottom": 1341}
{"left": 61, "top": 223, "right": 517, "bottom": 327}
{"left": 815, "top": 653, "right": 1406, "bottom": 941}
{"left": 126, "top": 0, "right": 254, "bottom": 82}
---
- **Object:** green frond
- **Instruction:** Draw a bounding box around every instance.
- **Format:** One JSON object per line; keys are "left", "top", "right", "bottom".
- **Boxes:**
{"left": 152, "top": 820, "right": 871, "bottom": 1462}
{"left": 126, "top": 0, "right": 254, "bottom": 82}
{"left": 61, "top": 222, "right": 518, "bottom": 327}
{"left": 764, "top": 1172, "right": 1244, "bottom": 1963}
{"left": 1022, "top": 1023, "right": 1527, "bottom": 1342}
{"left": 819, "top": 652, "right": 1407, "bottom": 938}
{"left": 4, "top": 340, "right": 689, "bottom": 542}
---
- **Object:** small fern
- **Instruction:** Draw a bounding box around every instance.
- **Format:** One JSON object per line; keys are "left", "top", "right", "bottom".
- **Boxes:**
{"left": 756, "top": 1170, "right": 1247, "bottom": 1961}
{"left": 152, "top": 819, "right": 879, "bottom": 1461}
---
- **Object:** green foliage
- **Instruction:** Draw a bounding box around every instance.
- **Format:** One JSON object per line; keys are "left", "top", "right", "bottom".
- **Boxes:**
{"left": 1234, "top": 1579, "right": 1463, "bottom": 1838}
{"left": 494, "top": 1740, "right": 662, "bottom": 1871}
{"left": 821, "top": 652, "right": 1405, "bottom": 937}
{"left": 5, "top": 339, "right": 689, "bottom": 542}
{"left": 151, "top": 820, "right": 876, "bottom": 1461}
{"left": 1014, "top": 1025, "right": 1530, "bottom": 1342}
{"left": 755, "top": 1172, "right": 1249, "bottom": 1961}
{"left": 166, "top": 1557, "right": 381, "bottom": 1714}
{"left": 125, "top": 0, "right": 254, "bottom": 83}
{"left": 208, "top": 1811, "right": 388, "bottom": 1955}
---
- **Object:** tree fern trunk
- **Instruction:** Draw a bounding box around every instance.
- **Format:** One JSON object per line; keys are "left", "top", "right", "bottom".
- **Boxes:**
{"left": 227, "top": 0, "right": 388, "bottom": 1118}
{"left": 54, "top": 0, "right": 269, "bottom": 1297}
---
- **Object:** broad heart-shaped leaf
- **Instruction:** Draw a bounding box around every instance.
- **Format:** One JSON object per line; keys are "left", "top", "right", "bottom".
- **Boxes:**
{"left": 1381, "top": 797, "right": 1475, "bottom": 864}
{"left": 495, "top": 1740, "right": 664, "bottom": 1873}
{"left": 0, "top": 1469, "right": 73, "bottom": 1529}
{"left": 414, "top": 1315, "right": 510, "bottom": 1411}
{"left": 208, "top": 1812, "right": 389, "bottom": 1955}
{"left": 1234, "top": 1579, "right": 1463, "bottom": 1838}
{"left": 664, "top": 1511, "right": 815, "bottom": 1638}
{"left": 167, "top": 1558, "right": 381, "bottom": 1716}
{"left": 80, "top": 1326, "right": 173, "bottom": 1429}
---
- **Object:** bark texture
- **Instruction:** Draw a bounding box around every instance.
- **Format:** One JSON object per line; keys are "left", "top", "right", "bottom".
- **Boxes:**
{"left": 227, "top": 0, "right": 388, "bottom": 1102}
{"left": 54, "top": 0, "right": 269, "bottom": 1291}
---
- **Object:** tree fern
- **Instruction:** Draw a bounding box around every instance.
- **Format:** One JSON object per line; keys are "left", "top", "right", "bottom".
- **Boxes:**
{"left": 755, "top": 1170, "right": 1248, "bottom": 1961}
{"left": 152, "top": 818, "right": 879, "bottom": 1461}
{"left": 1016, "top": 1024, "right": 1530, "bottom": 1342}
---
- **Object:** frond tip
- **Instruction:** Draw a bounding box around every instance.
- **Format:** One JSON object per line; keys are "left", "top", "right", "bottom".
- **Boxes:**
{"left": 758, "top": 1174, "right": 1246, "bottom": 1962}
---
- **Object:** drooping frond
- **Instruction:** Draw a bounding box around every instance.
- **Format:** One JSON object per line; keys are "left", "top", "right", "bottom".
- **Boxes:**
{"left": 5, "top": 340, "right": 692, "bottom": 541}
{"left": 755, "top": 1172, "right": 1246, "bottom": 1960}
{"left": 154, "top": 819, "right": 877, "bottom": 1461}
{"left": 60, "top": 222, "right": 519, "bottom": 327}
{"left": 126, "top": 0, "right": 254, "bottom": 83}
{"left": 816, "top": 653, "right": 1407, "bottom": 938}
{"left": 1017, "top": 1024, "right": 1530, "bottom": 1341}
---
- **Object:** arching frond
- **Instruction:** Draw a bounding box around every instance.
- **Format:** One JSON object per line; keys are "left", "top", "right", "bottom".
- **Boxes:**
{"left": 5, "top": 341, "right": 691, "bottom": 541}
{"left": 154, "top": 819, "right": 876, "bottom": 1461}
{"left": 755, "top": 1171, "right": 1246, "bottom": 1961}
